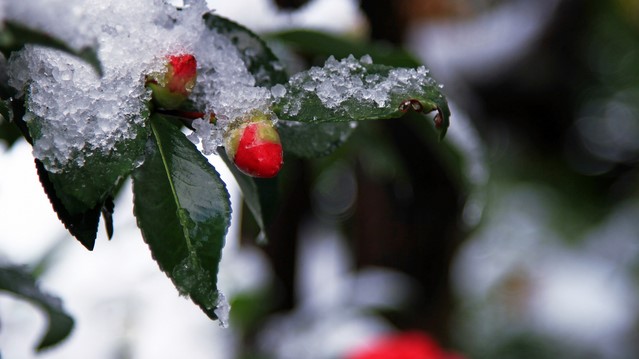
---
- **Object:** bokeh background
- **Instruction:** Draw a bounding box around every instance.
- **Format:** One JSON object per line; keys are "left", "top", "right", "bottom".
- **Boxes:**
{"left": 2, "top": 0, "right": 639, "bottom": 358}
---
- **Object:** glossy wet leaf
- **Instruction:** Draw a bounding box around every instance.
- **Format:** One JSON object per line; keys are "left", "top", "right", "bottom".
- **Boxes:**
{"left": 273, "top": 59, "right": 450, "bottom": 140}
{"left": 270, "top": 29, "right": 420, "bottom": 67}
{"left": 219, "top": 150, "right": 278, "bottom": 241}
{"left": 0, "top": 265, "right": 74, "bottom": 351}
{"left": 132, "top": 115, "right": 231, "bottom": 320}
{"left": 277, "top": 120, "right": 357, "bottom": 158}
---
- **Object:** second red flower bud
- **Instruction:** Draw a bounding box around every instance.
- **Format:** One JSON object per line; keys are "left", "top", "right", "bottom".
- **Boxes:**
{"left": 224, "top": 111, "right": 283, "bottom": 178}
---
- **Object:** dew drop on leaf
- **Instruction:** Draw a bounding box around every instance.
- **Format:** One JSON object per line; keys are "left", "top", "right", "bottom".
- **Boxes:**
{"left": 256, "top": 230, "right": 268, "bottom": 245}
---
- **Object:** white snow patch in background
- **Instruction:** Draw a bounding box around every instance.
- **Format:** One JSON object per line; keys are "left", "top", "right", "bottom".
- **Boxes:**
{"left": 0, "top": 140, "right": 65, "bottom": 263}
{"left": 207, "top": 0, "right": 363, "bottom": 34}
{"left": 530, "top": 253, "right": 636, "bottom": 345}
{"left": 257, "top": 222, "right": 402, "bottom": 359}
{"left": 452, "top": 184, "right": 639, "bottom": 357}
{"left": 0, "top": 1, "right": 5, "bottom": 23}
{"left": 4, "top": 0, "right": 96, "bottom": 50}
{"left": 407, "top": 0, "right": 561, "bottom": 84}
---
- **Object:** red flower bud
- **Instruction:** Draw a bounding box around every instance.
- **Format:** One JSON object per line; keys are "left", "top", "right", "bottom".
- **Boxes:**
{"left": 146, "top": 53, "right": 197, "bottom": 109}
{"left": 225, "top": 111, "right": 283, "bottom": 178}
{"left": 346, "top": 332, "right": 465, "bottom": 359}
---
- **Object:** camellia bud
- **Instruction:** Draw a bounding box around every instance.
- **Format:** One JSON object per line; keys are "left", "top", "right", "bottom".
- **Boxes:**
{"left": 224, "top": 111, "right": 283, "bottom": 178}
{"left": 146, "top": 53, "right": 197, "bottom": 109}
{"left": 346, "top": 331, "right": 466, "bottom": 359}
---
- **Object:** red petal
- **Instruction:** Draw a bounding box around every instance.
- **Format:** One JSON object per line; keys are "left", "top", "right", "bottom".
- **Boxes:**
{"left": 233, "top": 123, "right": 283, "bottom": 178}
{"left": 168, "top": 54, "right": 197, "bottom": 79}
{"left": 346, "top": 332, "right": 463, "bottom": 359}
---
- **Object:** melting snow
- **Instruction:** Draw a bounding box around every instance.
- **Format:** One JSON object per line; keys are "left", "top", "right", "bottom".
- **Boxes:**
{"left": 282, "top": 55, "right": 438, "bottom": 119}
{"left": 5, "top": 0, "right": 274, "bottom": 167}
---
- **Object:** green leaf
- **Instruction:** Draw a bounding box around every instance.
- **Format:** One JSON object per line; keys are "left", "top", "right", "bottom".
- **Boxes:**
{"left": 0, "top": 265, "right": 74, "bottom": 351}
{"left": 219, "top": 150, "right": 278, "bottom": 241}
{"left": 0, "top": 118, "right": 22, "bottom": 148}
{"left": 101, "top": 196, "right": 115, "bottom": 240}
{"left": 0, "top": 97, "right": 12, "bottom": 122}
{"left": 0, "top": 20, "right": 102, "bottom": 75}
{"left": 25, "top": 108, "right": 149, "bottom": 248}
{"left": 272, "top": 56, "right": 451, "bottom": 140}
{"left": 35, "top": 158, "right": 103, "bottom": 250}
{"left": 13, "top": 94, "right": 118, "bottom": 249}
{"left": 202, "top": 13, "right": 288, "bottom": 86}
{"left": 269, "top": 29, "right": 421, "bottom": 67}
{"left": 0, "top": 96, "right": 31, "bottom": 149}
{"left": 276, "top": 120, "right": 357, "bottom": 158}
{"left": 132, "top": 115, "right": 231, "bottom": 320}
{"left": 0, "top": 98, "right": 22, "bottom": 147}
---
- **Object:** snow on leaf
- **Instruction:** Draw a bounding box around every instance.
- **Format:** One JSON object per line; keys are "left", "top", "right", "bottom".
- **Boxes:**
{"left": 273, "top": 55, "right": 451, "bottom": 139}
{"left": 202, "top": 13, "right": 288, "bottom": 87}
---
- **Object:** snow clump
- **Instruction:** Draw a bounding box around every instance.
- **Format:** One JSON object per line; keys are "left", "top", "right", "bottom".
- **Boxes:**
{"left": 281, "top": 54, "right": 439, "bottom": 120}
{"left": 5, "top": 0, "right": 273, "bottom": 169}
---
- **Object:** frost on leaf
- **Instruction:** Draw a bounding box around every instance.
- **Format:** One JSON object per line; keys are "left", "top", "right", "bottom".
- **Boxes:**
{"left": 9, "top": 47, "right": 149, "bottom": 174}
{"left": 5, "top": 0, "right": 209, "bottom": 173}
{"left": 273, "top": 55, "right": 450, "bottom": 139}
{"left": 283, "top": 55, "right": 440, "bottom": 117}
{"left": 5, "top": 0, "right": 284, "bottom": 162}
{"left": 188, "top": 14, "right": 279, "bottom": 155}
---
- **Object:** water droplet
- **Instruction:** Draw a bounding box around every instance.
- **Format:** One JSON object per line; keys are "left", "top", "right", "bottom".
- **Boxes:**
{"left": 360, "top": 54, "right": 373, "bottom": 65}
{"left": 256, "top": 230, "right": 268, "bottom": 245}
{"left": 271, "top": 84, "right": 287, "bottom": 98}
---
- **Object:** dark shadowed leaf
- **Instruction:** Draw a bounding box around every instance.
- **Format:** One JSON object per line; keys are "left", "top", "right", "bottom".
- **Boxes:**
{"left": 269, "top": 29, "right": 420, "bottom": 67}
{"left": 0, "top": 118, "right": 22, "bottom": 148}
{"left": 10, "top": 101, "right": 115, "bottom": 249}
{"left": 0, "top": 265, "right": 74, "bottom": 351}
{"left": 0, "top": 97, "right": 12, "bottom": 122}
{"left": 35, "top": 158, "right": 102, "bottom": 250}
{"left": 23, "top": 103, "right": 149, "bottom": 248}
{"left": 0, "top": 98, "right": 22, "bottom": 147}
{"left": 101, "top": 196, "right": 115, "bottom": 240}
{"left": 276, "top": 120, "right": 357, "bottom": 158}
{"left": 219, "top": 150, "right": 278, "bottom": 241}
{"left": 132, "top": 115, "right": 231, "bottom": 320}
{"left": 0, "top": 96, "right": 30, "bottom": 148}
{"left": 30, "top": 121, "right": 149, "bottom": 217}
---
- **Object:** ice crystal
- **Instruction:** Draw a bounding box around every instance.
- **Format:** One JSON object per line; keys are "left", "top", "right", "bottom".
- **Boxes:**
{"left": 6, "top": 0, "right": 273, "bottom": 167}
{"left": 188, "top": 25, "right": 273, "bottom": 155}
{"left": 281, "top": 55, "right": 439, "bottom": 120}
